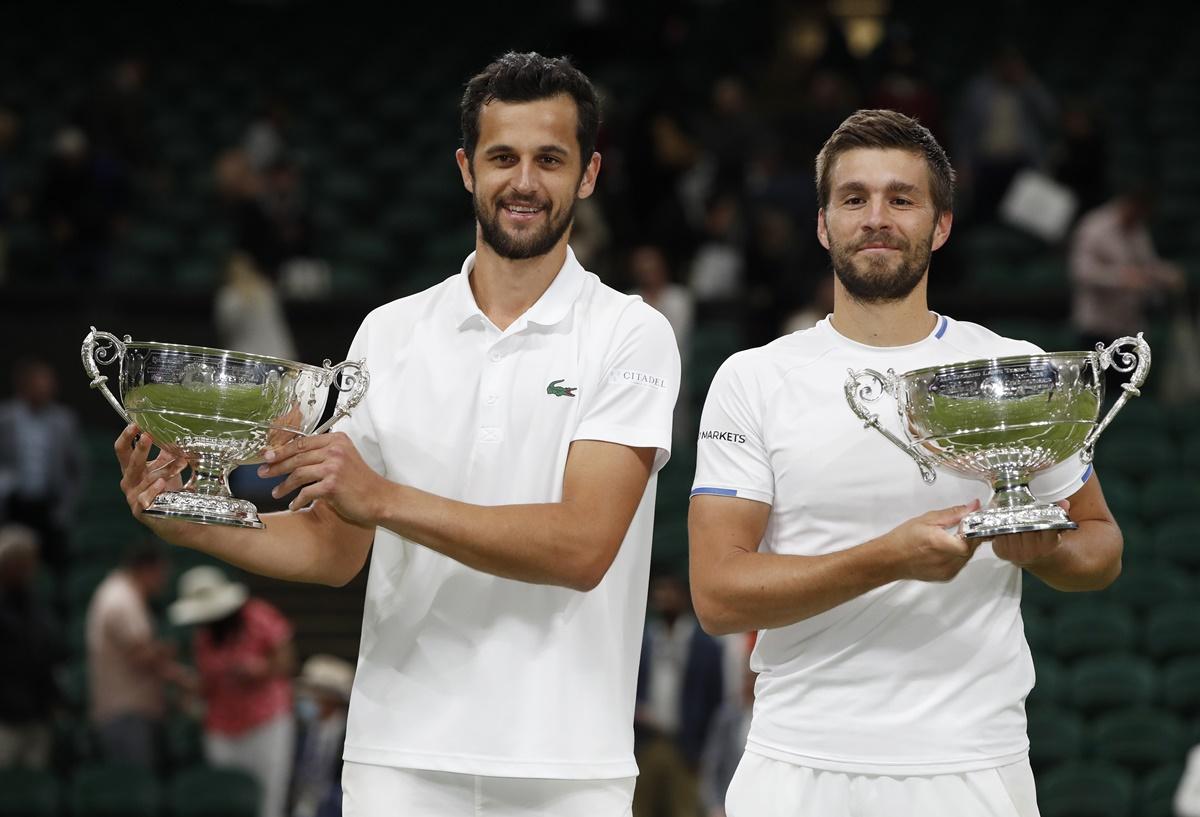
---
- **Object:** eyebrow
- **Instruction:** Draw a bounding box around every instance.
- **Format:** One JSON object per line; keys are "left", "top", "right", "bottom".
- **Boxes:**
{"left": 835, "top": 180, "right": 922, "bottom": 197}
{"left": 483, "top": 144, "right": 571, "bottom": 158}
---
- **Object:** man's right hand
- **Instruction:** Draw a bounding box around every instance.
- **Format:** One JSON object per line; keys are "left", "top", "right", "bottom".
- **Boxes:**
{"left": 115, "top": 424, "right": 188, "bottom": 523}
{"left": 877, "top": 500, "right": 983, "bottom": 583}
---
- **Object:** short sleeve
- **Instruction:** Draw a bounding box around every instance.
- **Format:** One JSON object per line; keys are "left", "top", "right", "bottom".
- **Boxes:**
{"left": 1030, "top": 453, "right": 1094, "bottom": 503}
{"left": 691, "top": 354, "right": 774, "bottom": 505}
{"left": 573, "top": 303, "right": 681, "bottom": 472}
{"left": 332, "top": 319, "right": 386, "bottom": 476}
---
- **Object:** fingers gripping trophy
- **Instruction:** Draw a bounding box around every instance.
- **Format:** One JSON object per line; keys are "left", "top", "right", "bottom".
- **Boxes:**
{"left": 845, "top": 334, "right": 1151, "bottom": 539}
{"left": 82, "top": 328, "right": 369, "bottom": 528}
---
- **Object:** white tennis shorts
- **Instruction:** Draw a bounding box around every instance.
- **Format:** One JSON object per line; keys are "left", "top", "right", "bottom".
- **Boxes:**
{"left": 726, "top": 751, "right": 1040, "bottom": 817}
{"left": 342, "top": 761, "right": 636, "bottom": 817}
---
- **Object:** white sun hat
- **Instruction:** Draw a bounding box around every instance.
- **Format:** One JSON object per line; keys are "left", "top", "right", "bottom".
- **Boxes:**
{"left": 168, "top": 566, "right": 249, "bottom": 626}
{"left": 296, "top": 653, "right": 355, "bottom": 701}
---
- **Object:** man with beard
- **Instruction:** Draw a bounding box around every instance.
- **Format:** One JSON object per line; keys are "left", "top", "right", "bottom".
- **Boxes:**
{"left": 113, "top": 52, "right": 679, "bottom": 817}
{"left": 688, "top": 110, "right": 1122, "bottom": 817}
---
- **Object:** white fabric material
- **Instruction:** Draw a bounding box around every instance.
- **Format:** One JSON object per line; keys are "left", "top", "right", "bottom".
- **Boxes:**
{"left": 205, "top": 711, "right": 295, "bottom": 817}
{"left": 692, "top": 315, "right": 1090, "bottom": 775}
{"left": 725, "top": 751, "right": 1040, "bottom": 817}
{"left": 342, "top": 762, "right": 635, "bottom": 817}
{"left": 336, "top": 248, "right": 679, "bottom": 779}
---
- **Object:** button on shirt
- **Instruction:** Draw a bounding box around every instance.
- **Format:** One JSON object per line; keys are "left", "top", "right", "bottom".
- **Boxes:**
{"left": 335, "top": 248, "right": 680, "bottom": 779}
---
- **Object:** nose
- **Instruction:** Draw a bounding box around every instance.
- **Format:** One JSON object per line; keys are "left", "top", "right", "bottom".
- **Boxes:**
{"left": 512, "top": 159, "right": 538, "bottom": 194}
{"left": 861, "top": 196, "right": 892, "bottom": 232}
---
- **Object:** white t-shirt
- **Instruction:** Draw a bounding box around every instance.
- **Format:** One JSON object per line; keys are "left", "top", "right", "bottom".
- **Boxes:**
{"left": 336, "top": 248, "right": 680, "bottom": 779}
{"left": 691, "top": 314, "right": 1091, "bottom": 775}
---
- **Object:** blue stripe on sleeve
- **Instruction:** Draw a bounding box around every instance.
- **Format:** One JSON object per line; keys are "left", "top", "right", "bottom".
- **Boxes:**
{"left": 690, "top": 487, "right": 738, "bottom": 497}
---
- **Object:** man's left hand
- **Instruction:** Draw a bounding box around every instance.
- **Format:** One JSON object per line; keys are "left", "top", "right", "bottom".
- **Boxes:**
{"left": 258, "top": 432, "right": 386, "bottom": 527}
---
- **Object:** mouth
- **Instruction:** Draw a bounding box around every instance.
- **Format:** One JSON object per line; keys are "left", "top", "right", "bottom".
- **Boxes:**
{"left": 499, "top": 202, "right": 547, "bottom": 223}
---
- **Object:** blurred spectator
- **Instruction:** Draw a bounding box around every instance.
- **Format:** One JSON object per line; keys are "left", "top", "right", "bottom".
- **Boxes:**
{"left": 1051, "top": 99, "right": 1109, "bottom": 217}
{"left": 37, "top": 127, "right": 112, "bottom": 281}
{"left": 629, "top": 245, "right": 694, "bottom": 441}
{"left": 0, "top": 525, "right": 60, "bottom": 769}
{"left": 698, "top": 652, "right": 756, "bottom": 817}
{"left": 216, "top": 252, "right": 298, "bottom": 360}
{"left": 954, "top": 45, "right": 1057, "bottom": 222}
{"left": 1068, "top": 185, "right": 1186, "bottom": 347}
{"left": 633, "top": 572, "right": 724, "bottom": 817}
{"left": 781, "top": 273, "right": 836, "bottom": 335}
{"left": 0, "top": 357, "right": 84, "bottom": 574}
{"left": 289, "top": 654, "right": 353, "bottom": 817}
{"left": 171, "top": 566, "right": 296, "bottom": 817}
{"left": 699, "top": 76, "right": 766, "bottom": 195}
{"left": 86, "top": 539, "right": 183, "bottom": 768}
{"left": 77, "top": 57, "right": 150, "bottom": 179}
{"left": 866, "top": 25, "right": 941, "bottom": 138}
{"left": 244, "top": 99, "right": 293, "bottom": 173}
{"left": 688, "top": 193, "right": 745, "bottom": 304}
{"left": 216, "top": 148, "right": 312, "bottom": 282}
{"left": 743, "top": 205, "right": 817, "bottom": 346}
{"left": 567, "top": 196, "right": 613, "bottom": 275}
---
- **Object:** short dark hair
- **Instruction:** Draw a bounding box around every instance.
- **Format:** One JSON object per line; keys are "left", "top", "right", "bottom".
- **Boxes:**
{"left": 460, "top": 51, "right": 601, "bottom": 166}
{"left": 814, "top": 109, "right": 956, "bottom": 215}
{"left": 122, "top": 536, "right": 165, "bottom": 570}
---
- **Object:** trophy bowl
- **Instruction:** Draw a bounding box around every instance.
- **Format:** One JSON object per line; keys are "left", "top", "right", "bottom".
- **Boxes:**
{"left": 845, "top": 335, "right": 1151, "bottom": 539}
{"left": 82, "top": 328, "right": 369, "bottom": 529}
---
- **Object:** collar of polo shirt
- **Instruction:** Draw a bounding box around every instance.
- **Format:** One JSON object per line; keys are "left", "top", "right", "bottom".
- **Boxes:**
{"left": 452, "top": 247, "right": 587, "bottom": 332}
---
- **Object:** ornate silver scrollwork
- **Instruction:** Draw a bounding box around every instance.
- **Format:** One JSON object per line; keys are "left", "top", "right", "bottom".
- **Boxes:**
{"left": 844, "top": 368, "right": 937, "bottom": 484}
{"left": 1081, "top": 333, "right": 1152, "bottom": 463}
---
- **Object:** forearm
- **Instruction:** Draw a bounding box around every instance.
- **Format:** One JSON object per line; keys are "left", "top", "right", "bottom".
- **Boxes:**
{"left": 145, "top": 502, "right": 370, "bottom": 587}
{"left": 376, "top": 483, "right": 611, "bottom": 591}
{"left": 1024, "top": 518, "right": 1123, "bottom": 591}
{"left": 692, "top": 539, "right": 900, "bottom": 635}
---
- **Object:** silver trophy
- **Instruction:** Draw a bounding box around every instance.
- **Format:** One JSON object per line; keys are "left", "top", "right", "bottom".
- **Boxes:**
{"left": 845, "top": 335, "right": 1151, "bottom": 539}
{"left": 82, "top": 328, "right": 369, "bottom": 529}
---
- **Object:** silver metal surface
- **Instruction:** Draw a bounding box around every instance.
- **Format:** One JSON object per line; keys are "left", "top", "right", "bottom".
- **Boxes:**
{"left": 82, "top": 327, "right": 369, "bottom": 528}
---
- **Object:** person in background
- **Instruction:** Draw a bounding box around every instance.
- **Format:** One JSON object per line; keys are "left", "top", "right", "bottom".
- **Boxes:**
{"left": 633, "top": 571, "right": 724, "bottom": 817}
{"left": 0, "top": 525, "right": 60, "bottom": 769}
{"left": 290, "top": 654, "right": 354, "bottom": 817}
{"left": 699, "top": 643, "right": 756, "bottom": 817}
{"left": 0, "top": 357, "right": 84, "bottom": 574}
{"left": 87, "top": 538, "right": 185, "bottom": 767}
{"left": 170, "top": 566, "right": 295, "bottom": 817}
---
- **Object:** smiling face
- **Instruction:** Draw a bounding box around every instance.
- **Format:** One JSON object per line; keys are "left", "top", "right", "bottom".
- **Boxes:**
{"left": 456, "top": 94, "right": 600, "bottom": 261}
{"left": 817, "top": 147, "right": 952, "bottom": 304}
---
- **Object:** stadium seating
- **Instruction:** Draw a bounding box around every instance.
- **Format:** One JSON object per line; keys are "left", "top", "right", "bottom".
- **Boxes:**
{"left": 167, "top": 765, "right": 260, "bottom": 817}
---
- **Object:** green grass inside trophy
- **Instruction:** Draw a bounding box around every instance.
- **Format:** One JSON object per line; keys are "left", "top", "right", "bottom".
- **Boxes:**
{"left": 845, "top": 335, "right": 1151, "bottom": 539}
{"left": 82, "top": 328, "right": 369, "bottom": 528}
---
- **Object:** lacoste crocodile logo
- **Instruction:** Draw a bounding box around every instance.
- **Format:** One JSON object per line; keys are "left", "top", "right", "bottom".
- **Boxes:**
{"left": 546, "top": 379, "right": 577, "bottom": 397}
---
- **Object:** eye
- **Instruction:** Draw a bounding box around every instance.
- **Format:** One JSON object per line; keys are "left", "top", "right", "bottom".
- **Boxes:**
{"left": 844, "top": 196, "right": 865, "bottom": 206}
{"left": 891, "top": 197, "right": 914, "bottom": 206}
{"left": 538, "top": 155, "right": 563, "bottom": 167}
{"left": 492, "top": 154, "right": 517, "bottom": 165}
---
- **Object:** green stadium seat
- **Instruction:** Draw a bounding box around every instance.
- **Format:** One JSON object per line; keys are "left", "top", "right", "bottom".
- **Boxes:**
{"left": 1037, "top": 761, "right": 1134, "bottom": 817}
{"left": 1029, "top": 655, "right": 1068, "bottom": 708}
{"left": 1145, "top": 602, "right": 1200, "bottom": 659}
{"left": 1022, "top": 606, "right": 1052, "bottom": 654}
{"left": 1138, "top": 763, "right": 1184, "bottom": 817}
{"left": 1104, "top": 398, "right": 1166, "bottom": 432}
{"left": 1151, "top": 516, "right": 1200, "bottom": 569}
{"left": 1023, "top": 572, "right": 1072, "bottom": 612}
{"left": 1069, "top": 654, "right": 1158, "bottom": 712}
{"left": 51, "top": 714, "right": 98, "bottom": 771}
{"left": 70, "top": 762, "right": 161, "bottom": 817}
{"left": 1052, "top": 602, "right": 1136, "bottom": 658}
{"left": 163, "top": 715, "right": 205, "bottom": 773}
{"left": 652, "top": 516, "right": 688, "bottom": 572}
{"left": 1103, "top": 562, "right": 1192, "bottom": 612}
{"left": 1093, "top": 432, "right": 1173, "bottom": 480}
{"left": 1096, "top": 473, "right": 1140, "bottom": 528}
{"left": 1164, "top": 656, "right": 1200, "bottom": 714}
{"left": 55, "top": 659, "right": 89, "bottom": 714}
{"left": 1140, "top": 478, "right": 1200, "bottom": 522}
{"left": 0, "top": 767, "right": 60, "bottom": 817}
{"left": 1026, "top": 705, "right": 1085, "bottom": 769}
{"left": 64, "top": 563, "right": 113, "bottom": 615}
{"left": 1091, "top": 708, "right": 1187, "bottom": 771}
{"left": 167, "top": 765, "right": 260, "bottom": 817}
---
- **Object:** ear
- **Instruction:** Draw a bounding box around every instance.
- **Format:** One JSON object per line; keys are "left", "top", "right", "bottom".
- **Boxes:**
{"left": 455, "top": 148, "right": 474, "bottom": 194}
{"left": 576, "top": 152, "right": 602, "bottom": 200}
{"left": 816, "top": 208, "right": 831, "bottom": 250}
{"left": 931, "top": 209, "right": 953, "bottom": 252}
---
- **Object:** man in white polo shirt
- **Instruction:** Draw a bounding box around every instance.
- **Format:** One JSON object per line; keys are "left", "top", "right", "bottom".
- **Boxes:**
{"left": 689, "top": 110, "right": 1124, "bottom": 816}
{"left": 115, "top": 52, "right": 679, "bottom": 816}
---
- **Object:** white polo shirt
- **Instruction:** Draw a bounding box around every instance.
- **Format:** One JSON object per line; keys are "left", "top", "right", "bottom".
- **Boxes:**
{"left": 335, "top": 248, "right": 679, "bottom": 779}
{"left": 692, "top": 315, "right": 1091, "bottom": 775}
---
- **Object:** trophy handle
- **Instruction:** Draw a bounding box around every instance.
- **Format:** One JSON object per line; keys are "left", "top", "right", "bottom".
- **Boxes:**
{"left": 1080, "top": 333, "right": 1152, "bottom": 464}
{"left": 310, "top": 359, "right": 370, "bottom": 436}
{"left": 845, "top": 368, "right": 937, "bottom": 484}
{"left": 81, "top": 327, "right": 132, "bottom": 424}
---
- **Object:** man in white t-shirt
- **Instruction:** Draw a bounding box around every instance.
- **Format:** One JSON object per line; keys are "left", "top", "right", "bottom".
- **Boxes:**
{"left": 114, "top": 52, "right": 679, "bottom": 817}
{"left": 689, "top": 109, "right": 1124, "bottom": 817}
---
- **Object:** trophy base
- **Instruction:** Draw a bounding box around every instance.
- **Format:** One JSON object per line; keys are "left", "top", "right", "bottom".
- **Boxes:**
{"left": 960, "top": 504, "right": 1078, "bottom": 540}
{"left": 143, "top": 491, "right": 264, "bottom": 529}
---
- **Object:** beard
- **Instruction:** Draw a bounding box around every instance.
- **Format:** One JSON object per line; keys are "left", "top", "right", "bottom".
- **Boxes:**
{"left": 474, "top": 191, "right": 576, "bottom": 260}
{"left": 829, "top": 227, "right": 934, "bottom": 304}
